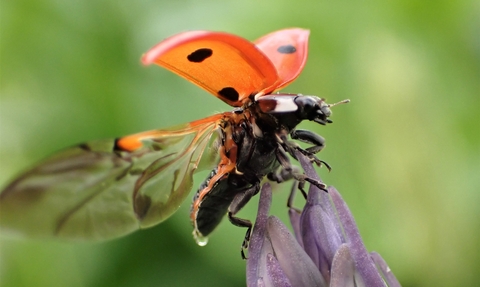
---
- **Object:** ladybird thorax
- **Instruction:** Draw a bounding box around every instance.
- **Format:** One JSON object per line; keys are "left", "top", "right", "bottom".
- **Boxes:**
{"left": 253, "top": 93, "right": 332, "bottom": 132}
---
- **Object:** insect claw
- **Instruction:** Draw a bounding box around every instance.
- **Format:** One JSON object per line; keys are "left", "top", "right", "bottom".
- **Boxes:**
{"left": 293, "top": 173, "right": 328, "bottom": 192}
{"left": 241, "top": 227, "right": 252, "bottom": 260}
{"left": 241, "top": 249, "right": 248, "bottom": 260}
{"left": 297, "top": 180, "right": 308, "bottom": 199}
{"left": 294, "top": 147, "right": 331, "bottom": 171}
{"left": 320, "top": 160, "right": 332, "bottom": 172}
{"left": 306, "top": 178, "right": 328, "bottom": 192}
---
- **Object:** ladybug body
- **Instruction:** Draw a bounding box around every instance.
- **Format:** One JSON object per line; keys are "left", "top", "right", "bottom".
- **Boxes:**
{"left": 192, "top": 94, "right": 332, "bottom": 244}
{"left": 0, "top": 29, "right": 346, "bottom": 250}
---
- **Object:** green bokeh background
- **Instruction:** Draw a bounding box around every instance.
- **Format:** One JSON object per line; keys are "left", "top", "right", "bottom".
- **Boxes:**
{"left": 1, "top": 1, "right": 479, "bottom": 286}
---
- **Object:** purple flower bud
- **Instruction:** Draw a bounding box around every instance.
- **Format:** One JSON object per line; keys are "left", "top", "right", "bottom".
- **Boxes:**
{"left": 246, "top": 151, "right": 400, "bottom": 287}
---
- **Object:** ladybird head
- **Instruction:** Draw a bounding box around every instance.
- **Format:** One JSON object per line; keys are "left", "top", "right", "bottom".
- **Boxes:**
{"left": 294, "top": 96, "right": 331, "bottom": 125}
{"left": 255, "top": 94, "right": 349, "bottom": 131}
{"left": 294, "top": 96, "right": 350, "bottom": 126}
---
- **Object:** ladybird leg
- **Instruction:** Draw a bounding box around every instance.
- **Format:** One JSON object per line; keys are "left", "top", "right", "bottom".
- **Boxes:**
{"left": 274, "top": 143, "right": 294, "bottom": 173}
{"left": 290, "top": 130, "right": 331, "bottom": 170}
{"left": 269, "top": 143, "right": 301, "bottom": 183}
{"left": 287, "top": 180, "right": 308, "bottom": 213}
{"left": 273, "top": 158, "right": 327, "bottom": 191}
{"left": 276, "top": 142, "right": 290, "bottom": 165}
{"left": 291, "top": 129, "right": 326, "bottom": 154}
{"left": 296, "top": 150, "right": 331, "bottom": 171}
{"left": 268, "top": 144, "right": 302, "bottom": 183}
{"left": 278, "top": 131, "right": 319, "bottom": 164}
{"left": 274, "top": 133, "right": 327, "bottom": 192}
{"left": 268, "top": 164, "right": 302, "bottom": 183}
{"left": 277, "top": 132, "right": 330, "bottom": 170}
{"left": 276, "top": 133, "right": 300, "bottom": 160}
{"left": 270, "top": 142, "right": 327, "bottom": 191}
{"left": 292, "top": 173, "right": 328, "bottom": 192}
{"left": 228, "top": 182, "right": 261, "bottom": 259}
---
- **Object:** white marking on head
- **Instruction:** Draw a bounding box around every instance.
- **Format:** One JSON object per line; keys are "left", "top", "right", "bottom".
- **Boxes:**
{"left": 272, "top": 97, "right": 298, "bottom": 112}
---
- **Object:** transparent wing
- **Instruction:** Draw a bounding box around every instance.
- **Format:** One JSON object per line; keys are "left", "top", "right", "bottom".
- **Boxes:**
{"left": 0, "top": 113, "right": 225, "bottom": 241}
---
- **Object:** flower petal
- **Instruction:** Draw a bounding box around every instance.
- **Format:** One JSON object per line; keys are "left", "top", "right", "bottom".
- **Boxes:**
{"left": 293, "top": 151, "right": 344, "bottom": 280}
{"left": 294, "top": 150, "right": 344, "bottom": 239}
{"left": 267, "top": 216, "right": 327, "bottom": 287}
{"left": 247, "top": 183, "right": 274, "bottom": 287}
{"left": 288, "top": 208, "right": 304, "bottom": 248}
{"left": 330, "top": 244, "right": 355, "bottom": 287}
{"left": 370, "top": 252, "right": 401, "bottom": 287}
{"left": 300, "top": 200, "right": 343, "bottom": 281}
{"left": 266, "top": 253, "right": 293, "bottom": 287}
{"left": 329, "top": 187, "right": 386, "bottom": 287}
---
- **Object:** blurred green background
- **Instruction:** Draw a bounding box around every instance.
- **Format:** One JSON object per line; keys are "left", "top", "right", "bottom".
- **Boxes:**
{"left": 1, "top": 0, "right": 479, "bottom": 286}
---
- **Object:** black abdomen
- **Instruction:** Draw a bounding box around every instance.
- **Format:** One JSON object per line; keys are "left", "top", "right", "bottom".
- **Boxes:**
{"left": 193, "top": 170, "right": 247, "bottom": 236}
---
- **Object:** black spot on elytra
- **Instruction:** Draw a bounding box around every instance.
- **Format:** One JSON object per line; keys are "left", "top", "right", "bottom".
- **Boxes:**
{"left": 277, "top": 45, "right": 296, "bottom": 54}
{"left": 218, "top": 87, "right": 239, "bottom": 102}
{"left": 187, "top": 48, "right": 213, "bottom": 63}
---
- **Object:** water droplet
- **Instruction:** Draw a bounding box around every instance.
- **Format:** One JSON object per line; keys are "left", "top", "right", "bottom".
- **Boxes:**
{"left": 193, "top": 231, "right": 208, "bottom": 246}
